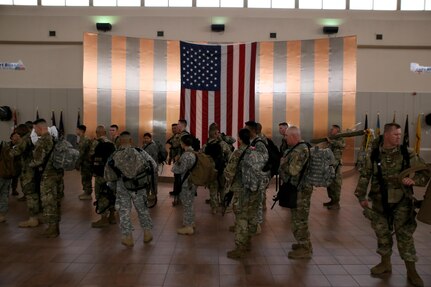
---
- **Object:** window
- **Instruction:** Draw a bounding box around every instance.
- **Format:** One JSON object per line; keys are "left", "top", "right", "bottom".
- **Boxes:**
{"left": 42, "top": 0, "right": 64, "bottom": 5}
{"left": 220, "top": 0, "right": 243, "bottom": 8}
{"left": 14, "top": 0, "right": 37, "bottom": 4}
{"left": 0, "top": 0, "right": 13, "bottom": 4}
{"left": 323, "top": 0, "right": 345, "bottom": 9}
{"left": 426, "top": 0, "right": 431, "bottom": 9}
{"left": 350, "top": 0, "right": 372, "bottom": 10}
{"left": 93, "top": 0, "right": 116, "bottom": 6}
{"left": 169, "top": 0, "right": 192, "bottom": 7}
{"left": 401, "top": 0, "right": 424, "bottom": 10}
{"left": 118, "top": 0, "right": 140, "bottom": 6}
{"left": 248, "top": 0, "right": 270, "bottom": 8}
{"left": 272, "top": 0, "right": 295, "bottom": 8}
{"left": 196, "top": 0, "right": 219, "bottom": 7}
{"left": 145, "top": 0, "right": 168, "bottom": 6}
{"left": 66, "top": 0, "right": 89, "bottom": 6}
{"left": 373, "top": 0, "right": 397, "bottom": 10}
{"left": 299, "top": 0, "right": 322, "bottom": 9}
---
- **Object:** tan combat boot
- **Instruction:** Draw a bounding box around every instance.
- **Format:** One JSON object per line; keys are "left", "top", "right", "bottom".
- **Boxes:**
{"left": 91, "top": 215, "right": 109, "bottom": 228}
{"left": 288, "top": 244, "right": 312, "bottom": 259}
{"left": 143, "top": 229, "right": 153, "bottom": 243}
{"left": 370, "top": 255, "right": 392, "bottom": 275}
{"left": 121, "top": 233, "right": 134, "bottom": 247}
{"left": 43, "top": 224, "right": 60, "bottom": 238}
{"left": 405, "top": 261, "right": 424, "bottom": 287}
{"left": 227, "top": 247, "right": 247, "bottom": 260}
{"left": 291, "top": 242, "right": 313, "bottom": 253}
{"left": 18, "top": 217, "right": 39, "bottom": 228}
{"left": 177, "top": 225, "right": 194, "bottom": 235}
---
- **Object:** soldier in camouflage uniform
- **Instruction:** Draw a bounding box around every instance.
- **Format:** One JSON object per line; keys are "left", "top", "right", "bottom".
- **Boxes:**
{"left": 323, "top": 124, "right": 346, "bottom": 210}
{"left": 109, "top": 124, "right": 121, "bottom": 148}
{"left": 171, "top": 134, "right": 197, "bottom": 235}
{"left": 354, "top": 123, "right": 429, "bottom": 287}
{"left": 142, "top": 132, "right": 159, "bottom": 165}
{"left": 278, "top": 122, "right": 289, "bottom": 154}
{"left": 166, "top": 123, "right": 178, "bottom": 165}
{"left": 245, "top": 121, "right": 270, "bottom": 235}
{"left": 104, "top": 131, "right": 156, "bottom": 247}
{"left": 203, "top": 127, "right": 232, "bottom": 214}
{"left": 29, "top": 119, "right": 63, "bottom": 238}
{"left": 76, "top": 125, "right": 93, "bottom": 200}
{"left": 225, "top": 128, "right": 256, "bottom": 259}
{"left": 279, "top": 126, "right": 313, "bottom": 259}
{"left": 90, "top": 125, "right": 116, "bottom": 228}
{"left": 11, "top": 124, "right": 40, "bottom": 228}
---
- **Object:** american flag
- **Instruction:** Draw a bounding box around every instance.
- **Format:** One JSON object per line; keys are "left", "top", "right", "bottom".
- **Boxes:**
{"left": 180, "top": 41, "right": 257, "bottom": 145}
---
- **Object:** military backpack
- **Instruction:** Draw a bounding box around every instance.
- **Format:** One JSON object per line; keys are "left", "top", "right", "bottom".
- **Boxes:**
{"left": 52, "top": 139, "right": 80, "bottom": 171}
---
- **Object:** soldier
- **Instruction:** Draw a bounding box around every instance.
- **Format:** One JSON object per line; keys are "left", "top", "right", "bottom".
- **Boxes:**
{"left": 323, "top": 124, "right": 346, "bottom": 210}
{"left": 29, "top": 119, "right": 63, "bottom": 238}
{"left": 355, "top": 123, "right": 429, "bottom": 287}
{"left": 109, "top": 124, "right": 120, "bottom": 148}
{"left": 104, "top": 131, "right": 156, "bottom": 247}
{"left": 245, "top": 121, "right": 270, "bottom": 234}
{"left": 0, "top": 135, "right": 16, "bottom": 223}
{"left": 142, "top": 132, "right": 159, "bottom": 164}
{"left": 279, "top": 125, "right": 313, "bottom": 259}
{"left": 9, "top": 132, "right": 21, "bottom": 196}
{"left": 278, "top": 122, "right": 289, "bottom": 154}
{"left": 170, "top": 119, "right": 191, "bottom": 199}
{"left": 90, "top": 125, "right": 116, "bottom": 228}
{"left": 11, "top": 124, "right": 40, "bottom": 228}
{"left": 171, "top": 134, "right": 197, "bottom": 235}
{"left": 76, "top": 125, "right": 93, "bottom": 200}
{"left": 225, "top": 128, "right": 256, "bottom": 259}
{"left": 203, "top": 127, "right": 232, "bottom": 214}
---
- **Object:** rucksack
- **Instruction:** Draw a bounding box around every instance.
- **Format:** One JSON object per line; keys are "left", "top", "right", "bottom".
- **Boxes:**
{"left": 220, "top": 133, "right": 236, "bottom": 152}
{"left": 188, "top": 152, "right": 218, "bottom": 186}
{"left": 52, "top": 139, "right": 80, "bottom": 171}
{"left": 93, "top": 140, "right": 116, "bottom": 176}
{"left": 241, "top": 146, "right": 267, "bottom": 191}
{"left": 94, "top": 182, "right": 116, "bottom": 214}
{"left": 204, "top": 140, "right": 225, "bottom": 172}
{"left": 0, "top": 141, "right": 15, "bottom": 179}
{"left": 303, "top": 144, "right": 336, "bottom": 187}
{"left": 252, "top": 138, "right": 281, "bottom": 178}
{"left": 155, "top": 140, "right": 168, "bottom": 164}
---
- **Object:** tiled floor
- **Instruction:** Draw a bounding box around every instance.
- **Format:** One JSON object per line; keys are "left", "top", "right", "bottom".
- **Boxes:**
{"left": 0, "top": 168, "right": 430, "bottom": 287}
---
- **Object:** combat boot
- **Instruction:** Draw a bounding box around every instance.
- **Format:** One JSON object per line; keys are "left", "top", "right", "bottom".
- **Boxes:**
{"left": 18, "top": 217, "right": 39, "bottom": 228}
{"left": 288, "top": 244, "right": 312, "bottom": 259}
{"left": 405, "top": 261, "right": 424, "bottom": 287}
{"left": 0, "top": 213, "right": 5, "bottom": 223}
{"left": 121, "top": 233, "right": 134, "bottom": 247}
{"left": 143, "top": 229, "right": 153, "bottom": 243}
{"left": 43, "top": 224, "right": 59, "bottom": 238}
{"left": 177, "top": 225, "right": 194, "bottom": 235}
{"left": 108, "top": 210, "right": 117, "bottom": 224}
{"left": 227, "top": 247, "right": 247, "bottom": 260}
{"left": 91, "top": 215, "right": 109, "bottom": 228}
{"left": 370, "top": 255, "right": 391, "bottom": 275}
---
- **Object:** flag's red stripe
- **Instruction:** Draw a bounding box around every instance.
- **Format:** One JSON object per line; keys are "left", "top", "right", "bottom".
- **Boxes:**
{"left": 180, "top": 87, "right": 186, "bottom": 119}
{"left": 190, "top": 89, "right": 196, "bottom": 136}
{"left": 202, "top": 90, "right": 209, "bottom": 144}
{"left": 249, "top": 42, "right": 257, "bottom": 120}
{"left": 226, "top": 45, "right": 234, "bottom": 136}
{"left": 215, "top": 90, "right": 221, "bottom": 128}
{"left": 238, "top": 44, "right": 246, "bottom": 134}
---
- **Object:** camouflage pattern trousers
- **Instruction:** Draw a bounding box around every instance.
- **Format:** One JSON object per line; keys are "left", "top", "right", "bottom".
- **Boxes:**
{"left": 116, "top": 181, "right": 153, "bottom": 236}
{"left": 94, "top": 176, "right": 110, "bottom": 216}
{"left": 21, "top": 175, "right": 40, "bottom": 217}
{"left": 0, "top": 178, "right": 11, "bottom": 214}
{"left": 80, "top": 164, "right": 93, "bottom": 195}
{"left": 257, "top": 178, "right": 269, "bottom": 224}
{"left": 327, "top": 165, "right": 342, "bottom": 203}
{"left": 233, "top": 188, "right": 262, "bottom": 249}
{"left": 208, "top": 179, "right": 221, "bottom": 209}
{"left": 179, "top": 183, "right": 197, "bottom": 226}
{"left": 291, "top": 185, "right": 313, "bottom": 245}
{"left": 370, "top": 196, "right": 417, "bottom": 262}
{"left": 40, "top": 173, "right": 62, "bottom": 224}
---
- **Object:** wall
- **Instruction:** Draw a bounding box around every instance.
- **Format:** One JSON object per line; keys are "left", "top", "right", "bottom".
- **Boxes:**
{"left": 0, "top": 6, "right": 430, "bottom": 161}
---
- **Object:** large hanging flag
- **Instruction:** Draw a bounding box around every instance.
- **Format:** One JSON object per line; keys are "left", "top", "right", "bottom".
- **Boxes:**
{"left": 375, "top": 113, "right": 380, "bottom": 137}
{"left": 403, "top": 114, "right": 409, "bottom": 147}
{"left": 180, "top": 41, "right": 257, "bottom": 144}
{"left": 415, "top": 113, "right": 421, "bottom": 154}
{"left": 51, "top": 111, "right": 56, "bottom": 127}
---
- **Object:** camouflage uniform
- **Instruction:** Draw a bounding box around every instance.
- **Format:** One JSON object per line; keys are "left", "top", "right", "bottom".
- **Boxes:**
{"left": 251, "top": 137, "right": 270, "bottom": 225}
{"left": 326, "top": 137, "right": 345, "bottom": 204}
{"left": 203, "top": 138, "right": 232, "bottom": 210}
{"left": 11, "top": 133, "right": 39, "bottom": 217}
{"left": 77, "top": 135, "right": 92, "bottom": 195}
{"left": 279, "top": 142, "right": 312, "bottom": 250}
{"left": 105, "top": 147, "right": 157, "bottom": 236}
{"left": 143, "top": 141, "right": 159, "bottom": 166}
{"left": 171, "top": 146, "right": 197, "bottom": 227}
{"left": 30, "top": 133, "right": 63, "bottom": 225}
{"left": 354, "top": 145, "right": 429, "bottom": 262}
{"left": 280, "top": 138, "right": 288, "bottom": 155}
{"left": 224, "top": 144, "right": 252, "bottom": 250}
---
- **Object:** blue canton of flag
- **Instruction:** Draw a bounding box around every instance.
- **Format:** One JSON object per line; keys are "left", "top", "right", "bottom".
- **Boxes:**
{"left": 181, "top": 42, "right": 221, "bottom": 91}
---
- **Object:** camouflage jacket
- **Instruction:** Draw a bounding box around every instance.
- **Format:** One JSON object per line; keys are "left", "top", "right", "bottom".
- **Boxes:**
{"left": 29, "top": 132, "right": 58, "bottom": 176}
{"left": 77, "top": 135, "right": 92, "bottom": 167}
{"left": 280, "top": 138, "right": 288, "bottom": 155}
{"left": 354, "top": 145, "right": 429, "bottom": 203}
{"left": 279, "top": 141, "right": 310, "bottom": 188}
{"left": 250, "top": 136, "right": 270, "bottom": 179}
{"left": 171, "top": 130, "right": 189, "bottom": 156}
{"left": 143, "top": 141, "right": 159, "bottom": 164}
{"left": 171, "top": 146, "right": 197, "bottom": 189}
{"left": 202, "top": 137, "right": 232, "bottom": 163}
{"left": 328, "top": 137, "right": 345, "bottom": 165}
{"left": 224, "top": 144, "right": 247, "bottom": 191}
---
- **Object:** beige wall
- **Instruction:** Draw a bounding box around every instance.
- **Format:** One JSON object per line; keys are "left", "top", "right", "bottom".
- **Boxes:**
{"left": 0, "top": 6, "right": 430, "bottom": 160}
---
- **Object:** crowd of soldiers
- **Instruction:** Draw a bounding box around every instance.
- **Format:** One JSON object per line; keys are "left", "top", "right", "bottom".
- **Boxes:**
{"left": 0, "top": 117, "right": 428, "bottom": 287}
